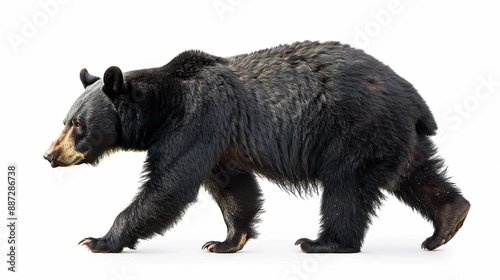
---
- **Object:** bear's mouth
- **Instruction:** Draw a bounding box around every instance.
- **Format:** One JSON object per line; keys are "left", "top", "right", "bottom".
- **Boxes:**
{"left": 46, "top": 154, "right": 85, "bottom": 168}
{"left": 50, "top": 157, "right": 84, "bottom": 168}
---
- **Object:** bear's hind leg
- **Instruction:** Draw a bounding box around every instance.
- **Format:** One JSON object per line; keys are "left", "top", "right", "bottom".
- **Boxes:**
{"left": 296, "top": 169, "right": 384, "bottom": 253}
{"left": 202, "top": 170, "right": 263, "bottom": 253}
{"left": 389, "top": 138, "right": 470, "bottom": 250}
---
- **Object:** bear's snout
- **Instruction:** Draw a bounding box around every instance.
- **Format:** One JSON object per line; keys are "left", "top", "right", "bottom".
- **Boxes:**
{"left": 43, "top": 149, "right": 61, "bottom": 167}
{"left": 43, "top": 145, "right": 84, "bottom": 167}
{"left": 43, "top": 151, "right": 54, "bottom": 163}
{"left": 44, "top": 126, "right": 85, "bottom": 168}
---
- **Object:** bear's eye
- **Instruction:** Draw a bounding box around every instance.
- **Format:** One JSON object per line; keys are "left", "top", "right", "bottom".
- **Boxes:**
{"left": 73, "top": 121, "right": 83, "bottom": 132}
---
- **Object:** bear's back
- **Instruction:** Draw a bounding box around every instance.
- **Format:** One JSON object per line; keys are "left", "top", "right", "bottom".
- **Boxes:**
{"left": 226, "top": 41, "right": 437, "bottom": 137}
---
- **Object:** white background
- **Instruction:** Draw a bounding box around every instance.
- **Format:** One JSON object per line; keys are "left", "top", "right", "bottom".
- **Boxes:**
{"left": 1, "top": 0, "right": 499, "bottom": 279}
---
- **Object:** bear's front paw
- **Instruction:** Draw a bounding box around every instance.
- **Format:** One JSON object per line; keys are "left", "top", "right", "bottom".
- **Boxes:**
{"left": 202, "top": 240, "right": 243, "bottom": 253}
{"left": 78, "top": 237, "right": 124, "bottom": 253}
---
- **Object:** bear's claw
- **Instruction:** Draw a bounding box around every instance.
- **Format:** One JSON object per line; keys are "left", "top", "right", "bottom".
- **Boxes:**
{"left": 201, "top": 241, "right": 218, "bottom": 252}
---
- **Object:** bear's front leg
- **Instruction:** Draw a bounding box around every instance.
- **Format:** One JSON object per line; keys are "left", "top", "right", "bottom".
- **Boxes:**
{"left": 77, "top": 124, "right": 225, "bottom": 253}
{"left": 202, "top": 170, "right": 263, "bottom": 253}
{"left": 78, "top": 180, "right": 200, "bottom": 253}
{"left": 78, "top": 207, "right": 139, "bottom": 253}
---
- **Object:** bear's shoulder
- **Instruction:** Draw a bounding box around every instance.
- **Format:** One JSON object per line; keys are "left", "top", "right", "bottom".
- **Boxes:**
{"left": 163, "top": 50, "right": 227, "bottom": 79}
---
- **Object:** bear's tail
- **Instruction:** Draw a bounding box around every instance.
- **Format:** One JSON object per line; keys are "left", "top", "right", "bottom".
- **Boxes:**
{"left": 415, "top": 114, "right": 437, "bottom": 136}
{"left": 414, "top": 97, "right": 438, "bottom": 136}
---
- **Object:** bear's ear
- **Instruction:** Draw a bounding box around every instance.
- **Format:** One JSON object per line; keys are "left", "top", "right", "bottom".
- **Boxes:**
{"left": 80, "top": 68, "right": 100, "bottom": 89}
{"left": 103, "top": 66, "right": 124, "bottom": 100}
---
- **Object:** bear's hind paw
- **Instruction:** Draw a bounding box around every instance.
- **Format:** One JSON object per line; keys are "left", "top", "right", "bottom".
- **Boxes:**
{"left": 295, "top": 238, "right": 359, "bottom": 253}
{"left": 421, "top": 200, "right": 470, "bottom": 251}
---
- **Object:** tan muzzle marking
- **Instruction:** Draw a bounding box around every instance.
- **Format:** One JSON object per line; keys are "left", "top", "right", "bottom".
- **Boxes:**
{"left": 46, "top": 125, "right": 85, "bottom": 166}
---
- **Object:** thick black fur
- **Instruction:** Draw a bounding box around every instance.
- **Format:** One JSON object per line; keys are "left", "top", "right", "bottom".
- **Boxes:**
{"left": 45, "top": 41, "right": 470, "bottom": 253}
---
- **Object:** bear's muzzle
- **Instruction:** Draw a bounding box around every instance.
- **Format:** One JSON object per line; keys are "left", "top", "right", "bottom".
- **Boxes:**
{"left": 44, "top": 126, "right": 85, "bottom": 168}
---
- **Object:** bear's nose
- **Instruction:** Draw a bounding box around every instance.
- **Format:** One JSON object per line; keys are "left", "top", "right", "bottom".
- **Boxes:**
{"left": 43, "top": 152, "right": 54, "bottom": 163}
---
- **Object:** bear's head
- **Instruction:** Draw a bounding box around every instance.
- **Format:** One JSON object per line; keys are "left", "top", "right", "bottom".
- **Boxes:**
{"left": 43, "top": 67, "right": 124, "bottom": 167}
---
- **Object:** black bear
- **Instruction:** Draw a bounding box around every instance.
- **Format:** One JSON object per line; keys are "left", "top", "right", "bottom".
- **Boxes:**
{"left": 44, "top": 41, "right": 470, "bottom": 253}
